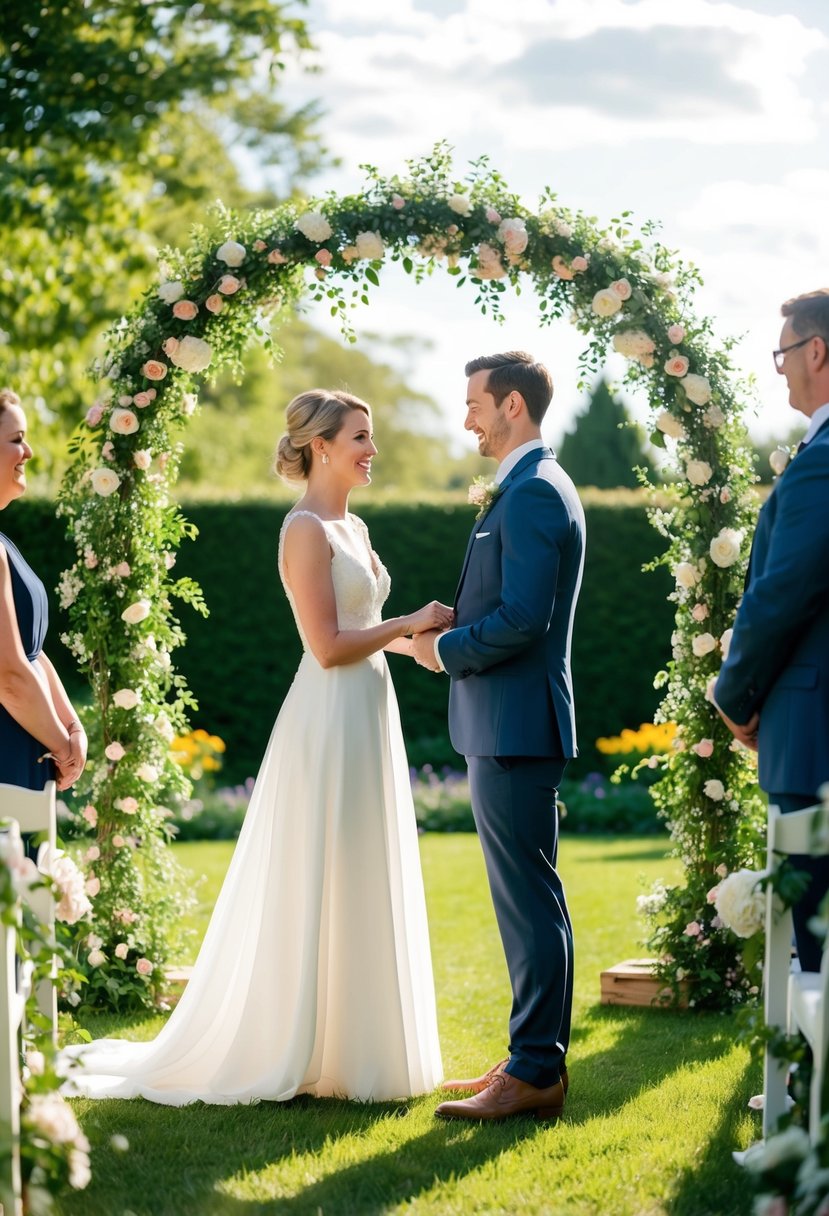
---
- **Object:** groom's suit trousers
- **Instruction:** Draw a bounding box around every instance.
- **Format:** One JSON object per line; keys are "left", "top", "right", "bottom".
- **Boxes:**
{"left": 467, "top": 753, "right": 572, "bottom": 1089}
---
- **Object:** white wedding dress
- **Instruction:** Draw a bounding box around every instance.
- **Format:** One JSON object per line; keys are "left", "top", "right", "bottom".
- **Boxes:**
{"left": 62, "top": 511, "right": 442, "bottom": 1104}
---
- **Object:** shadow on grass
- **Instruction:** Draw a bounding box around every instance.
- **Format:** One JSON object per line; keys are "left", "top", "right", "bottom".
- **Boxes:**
{"left": 59, "top": 1095, "right": 545, "bottom": 1216}
{"left": 665, "top": 1056, "right": 757, "bottom": 1216}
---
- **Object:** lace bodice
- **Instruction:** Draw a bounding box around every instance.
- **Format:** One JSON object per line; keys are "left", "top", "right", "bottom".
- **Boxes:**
{"left": 278, "top": 511, "right": 391, "bottom": 652}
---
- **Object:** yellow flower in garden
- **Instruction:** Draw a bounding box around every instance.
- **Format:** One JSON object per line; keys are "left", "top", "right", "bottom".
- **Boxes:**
{"left": 170, "top": 729, "right": 226, "bottom": 779}
{"left": 596, "top": 722, "right": 677, "bottom": 756}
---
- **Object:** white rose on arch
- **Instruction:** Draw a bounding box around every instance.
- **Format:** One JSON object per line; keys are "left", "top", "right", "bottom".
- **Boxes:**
{"left": 91, "top": 468, "right": 121, "bottom": 497}
{"left": 720, "top": 627, "right": 733, "bottom": 660}
{"left": 121, "top": 599, "right": 151, "bottom": 625}
{"left": 709, "top": 528, "right": 743, "bottom": 569}
{"left": 681, "top": 373, "right": 712, "bottom": 406}
{"left": 704, "top": 778, "right": 726, "bottom": 802}
{"left": 112, "top": 688, "right": 140, "bottom": 710}
{"left": 295, "top": 211, "right": 333, "bottom": 242}
{"left": 691, "top": 632, "right": 718, "bottom": 657}
{"left": 656, "top": 410, "right": 686, "bottom": 441}
{"left": 714, "top": 867, "right": 765, "bottom": 937}
{"left": 447, "top": 193, "right": 471, "bottom": 216}
{"left": 136, "top": 763, "right": 159, "bottom": 783}
{"left": 157, "top": 281, "right": 184, "bottom": 304}
{"left": 613, "top": 330, "right": 656, "bottom": 366}
{"left": 169, "top": 336, "right": 212, "bottom": 374}
{"left": 216, "top": 240, "right": 246, "bottom": 267}
{"left": 674, "top": 562, "right": 699, "bottom": 590}
{"left": 685, "top": 460, "right": 713, "bottom": 486}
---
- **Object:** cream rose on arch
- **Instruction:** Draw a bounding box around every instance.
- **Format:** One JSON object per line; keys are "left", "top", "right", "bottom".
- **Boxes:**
{"left": 157, "top": 281, "right": 184, "bottom": 304}
{"left": 656, "top": 410, "right": 686, "bottom": 441}
{"left": 121, "top": 599, "right": 151, "bottom": 625}
{"left": 447, "top": 193, "right": 471, "bottom": 216}
{"left": 91, "top": 468, "right": 121, "bottom": 497}
{"left": 474, "top": 242, "right": 507, "bottom": 279}
{"left": 692, "top": 632, "right": 718, "bottom": 657}
{"left": 591, "top": 288, "right": 622, "bottom": 317}
{"left": 497, "top": 217, "right": 529, "bottom": 256}
{"left": 674, "top": 561, "right": 699, "bottom": 589}
{"left": 216, "top": 240, "right": 246, "bottom": 267}
{"left": 685, "top": 459, "right": 713, "bottom": 486}
{"left": 109, "top": 408, "right": 139, "bottom": 435}
{"left": 681, "top": 373, "right": 712, "bottom": 406}
{"left": 295, "top": 211, "right": 333, "bottom": 242}
{"left": 354, "top": 230, "right": 385, "bottom": 260}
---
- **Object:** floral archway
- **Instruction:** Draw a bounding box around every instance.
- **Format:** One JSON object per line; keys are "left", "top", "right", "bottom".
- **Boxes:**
{"left": 59, "top": 146, "right": 764, "bottom": 1010}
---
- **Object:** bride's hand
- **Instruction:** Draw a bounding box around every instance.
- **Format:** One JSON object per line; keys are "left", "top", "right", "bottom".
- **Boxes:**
{"left": 405, "top": 601, "right": 454, "bottom": 635}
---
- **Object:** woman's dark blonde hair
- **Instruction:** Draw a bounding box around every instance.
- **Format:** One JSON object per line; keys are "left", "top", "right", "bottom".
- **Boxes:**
{"left": 0, "top": 388, "right": 21, "bottom": 415}
{"left": 275, "top": 389, "right": 371, "bottom": 482}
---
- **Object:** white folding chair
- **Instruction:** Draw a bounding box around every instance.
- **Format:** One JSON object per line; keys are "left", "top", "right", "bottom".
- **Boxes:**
{"left": 0, "top": 782, "right": 58, "bottom": 1044}
{"left": 763, "top": 802, "right": 829, "bottom": 1142}
{"left": 0, "top": 823, "right": 31, "bottom": 1216}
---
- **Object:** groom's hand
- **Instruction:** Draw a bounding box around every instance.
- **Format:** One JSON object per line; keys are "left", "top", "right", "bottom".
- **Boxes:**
{"left": 412, "top": 629, "right": 444, "bottom": 672}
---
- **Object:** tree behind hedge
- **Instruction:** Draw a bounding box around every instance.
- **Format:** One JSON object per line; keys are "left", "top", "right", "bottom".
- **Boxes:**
{"left": 559, "top": 377, "right": 654, "bottom": 489}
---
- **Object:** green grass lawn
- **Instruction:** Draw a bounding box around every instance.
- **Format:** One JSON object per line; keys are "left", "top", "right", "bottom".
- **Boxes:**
{"left": 59, "top": 834, "right": 761, "bottom": 1216}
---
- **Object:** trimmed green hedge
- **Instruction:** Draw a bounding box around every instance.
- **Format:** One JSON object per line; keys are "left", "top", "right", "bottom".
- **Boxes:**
{"left": 4, "top": 498, "right": 673, "bottom": 783}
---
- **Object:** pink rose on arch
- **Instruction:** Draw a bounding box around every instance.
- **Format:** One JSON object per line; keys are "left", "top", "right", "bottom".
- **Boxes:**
{"left": 485, "top": 207, "right": 501, "bottom": 224}
{"left": 570, "top": 255, "right": 589, "bottom": 273}
{"left": 691, "top": 603, "right": 709, "bottom": 622}
{"left": 141, "top": 360, "right": 167, "bottom": 381}
{"left": 665, "top": 353, "right": 690, "bottom": 377}
{"left": 116, "top": 796, "right": 139, "bottom": 815}
{"left": 172, "top": 299, "right": 198, "bottom": 321}
{"left": 113, "top": 561, "right": 131, "bottom": 577}
{"left": 707, "top": 885, "right": 720, "bottom": 904}
{"left": 105, "top": 741, "right": 126, "bottom": 762}
{"left": 115, "top": 943, "right": 129, "bottom": 960}
{"left": 205, "top": 294, "right": 223, "bottom": 314}
{"left": 391, "top": 194, "right": 406, "bottom": 210}
{"left": 551, "top": 255, "right": 574, "bottom": 280}
{"left": 446, "top": 224, "right": 459, "bottom": 236}
{"left": 667, "top": 323, "right": 685, "bottom": 344}
{"left": 684, "top": 921, "right": 702, "bottom": 937}
{"left": 162, "top": 337, "right": 179, "bottom": 357}
{"left": 85, "top": 404, "right": 104, "bottom": 426}
{"left": 118, "top": 395, "right": 133, "bottom": 406}
{"left": 253, "top": 239, "right": 267, "bottom": 252}
{"left": 315, "top": 249, "right": 332, "bottom": 266}
{"left": 267, "top": 249, "right": 287, "bottom": 265}
{"left": 133, "top": 450, "right": 151, "bottom": 470}
{"left": 611, "top": 278, "right": 632, "bottom": 300}
{"left": 101, "top": 441, "right": 115, "bottom": 461}
{"left": 82, "top": 805, "right": 97, "bottom": 826}
{"left": 136, "top": 958, "right": 153, "bottom": 976}
{"left": 85, "top": 876, "right": 101, "bottom": 897}
{"left": 109, "top": 408, "right": 139, "bottom": 435}
{"left": 693, "top": 739, "right": 714, "bottom": 758}
{"left": 218, "top": 274, "right": 241, "bottom": 295}
{"left": 132, "top": 391, "right": 152, "bottom": 408}
{"left": 146, "top": 388, "right": 157, "bottom": 401}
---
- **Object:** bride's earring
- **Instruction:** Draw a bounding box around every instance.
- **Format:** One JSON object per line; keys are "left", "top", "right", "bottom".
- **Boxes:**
{"left": 322, "top": 454, "right": 329, "bottom": 465}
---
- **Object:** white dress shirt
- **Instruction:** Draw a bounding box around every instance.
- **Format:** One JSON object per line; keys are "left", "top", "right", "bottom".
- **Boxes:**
{"left": 800, "top": 401, "right": 829, "bottom": 447}
{"left": 433, "top": 438, "right": 548, "bottom": 671}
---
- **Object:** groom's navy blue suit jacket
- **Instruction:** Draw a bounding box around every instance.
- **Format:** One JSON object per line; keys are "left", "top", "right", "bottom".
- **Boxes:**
{"left": 716, "top": 417, "right": 829, "bottom": 796}
{"left": 439, "top": 448, "right": 585, "bottom": 758}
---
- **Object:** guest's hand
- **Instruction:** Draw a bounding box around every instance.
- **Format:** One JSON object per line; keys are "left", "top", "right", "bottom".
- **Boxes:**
{"left": 716, "top": 706, "right": 759, "bottom": 752}
{"left": 412, "top": 628, "right": 444, "bottom": 672}
{"left": 53, "top": 733, "right": 86, "bottom": 791}
{"left": 68, "top": 727, "right": 88, "bottom": 776}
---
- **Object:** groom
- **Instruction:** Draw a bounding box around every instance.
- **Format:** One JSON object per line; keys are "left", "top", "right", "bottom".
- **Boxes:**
{"left": 413, "top": 350, "right": 585, "bottom": 1122}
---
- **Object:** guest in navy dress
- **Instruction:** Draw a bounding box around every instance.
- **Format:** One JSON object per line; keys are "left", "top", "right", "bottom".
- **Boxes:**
{"left": 0, "top": 387, "right": 86, "bottom": 792}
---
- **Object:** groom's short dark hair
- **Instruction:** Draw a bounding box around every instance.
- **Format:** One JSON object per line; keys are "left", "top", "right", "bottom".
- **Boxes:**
{"left": 782, "top": 289, "right": 829, "bottom": 346}
{"left": 465, "top": 351, "right": 553, "bottom": 424}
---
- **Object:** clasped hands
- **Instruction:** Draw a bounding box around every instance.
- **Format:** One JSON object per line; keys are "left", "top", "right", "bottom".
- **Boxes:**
{"left": 50, "top": 726, "right": 88, "bottom": 791}
{"left": 406, "top": 600, "right": 454, "bottom": 673}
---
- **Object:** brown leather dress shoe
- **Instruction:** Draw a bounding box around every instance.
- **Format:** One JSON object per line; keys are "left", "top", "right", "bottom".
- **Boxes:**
{"left": 442, "top": 1060, "right": 569, "bottom": 1097}
{"left": 435, "top": 1071, "right": 565, "bottom": 1123}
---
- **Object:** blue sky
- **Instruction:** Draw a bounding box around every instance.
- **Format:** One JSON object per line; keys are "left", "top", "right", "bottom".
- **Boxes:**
{"left": 273, "top": 0, "right": 829, "bottom": 450}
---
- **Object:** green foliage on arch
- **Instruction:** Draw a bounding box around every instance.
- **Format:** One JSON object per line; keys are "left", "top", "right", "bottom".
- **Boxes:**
{"left": 58, "top": 146, "right": 764, "bottom": 1010}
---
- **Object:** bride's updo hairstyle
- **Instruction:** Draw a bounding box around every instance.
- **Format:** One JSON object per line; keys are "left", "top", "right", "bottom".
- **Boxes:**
{"left": 275, "top": 389, "right": 371, "bottom": 482}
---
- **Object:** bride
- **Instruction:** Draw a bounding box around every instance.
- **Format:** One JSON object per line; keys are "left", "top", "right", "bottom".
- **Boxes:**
{"left": 64, "top": 388, "right": 447, "bottom": 1104}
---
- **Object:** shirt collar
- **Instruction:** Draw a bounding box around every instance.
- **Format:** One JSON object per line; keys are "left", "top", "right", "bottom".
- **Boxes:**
{"left": 801, "top": 401, "right": 829, "bottom": 447}
{"left": 495, "top": 438, "right": 546, "bottom": 485}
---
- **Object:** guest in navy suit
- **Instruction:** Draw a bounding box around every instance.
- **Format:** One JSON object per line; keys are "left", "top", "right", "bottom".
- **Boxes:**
{"left": 715, "top": 290, "right": 829, "bottom": 970}
{"left": 0, "top": 388, "right": 86, "bottom": 792}
{"left": 413, "top": 351, "right": 585, "bottom": 1121}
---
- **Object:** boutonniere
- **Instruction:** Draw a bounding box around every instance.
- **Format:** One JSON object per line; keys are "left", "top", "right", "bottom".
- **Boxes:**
{"left": 467, "top": 476, "right": 501, "bottom": 520}
{"left": 768, "top": 446, "right": 793, "bottom": 477}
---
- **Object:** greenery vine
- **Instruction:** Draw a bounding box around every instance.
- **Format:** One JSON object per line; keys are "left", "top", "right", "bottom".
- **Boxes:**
{"left": 58, "top": 144, "right": 764, "bottom": 1009}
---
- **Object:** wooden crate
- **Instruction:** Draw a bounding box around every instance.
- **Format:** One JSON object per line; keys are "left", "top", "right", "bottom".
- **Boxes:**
{"left": 600, "top": 958, "right": 688, "bottom": 1009}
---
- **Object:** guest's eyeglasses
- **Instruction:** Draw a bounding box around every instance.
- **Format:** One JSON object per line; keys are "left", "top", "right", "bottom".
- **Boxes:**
{"left": 773, "top": 335, "right": 819, "bottom": 371}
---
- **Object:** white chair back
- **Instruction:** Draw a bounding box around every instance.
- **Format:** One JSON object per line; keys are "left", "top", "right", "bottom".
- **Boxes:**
{"left": 763, "top": 802, "right": 829, "bottom": 1142}
{"left": 0, "top": 824, "right": 29, "bottom": 1216}
{"left": 0, "top": 781, "right": 58, "bottom": 1043}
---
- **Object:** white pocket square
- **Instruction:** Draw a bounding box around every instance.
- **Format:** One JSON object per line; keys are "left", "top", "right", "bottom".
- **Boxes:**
{"left": 475, "top": 531, "right": 491, "bottom": 539}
